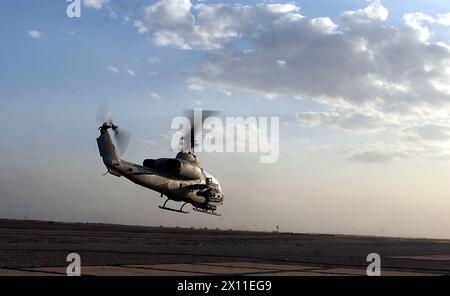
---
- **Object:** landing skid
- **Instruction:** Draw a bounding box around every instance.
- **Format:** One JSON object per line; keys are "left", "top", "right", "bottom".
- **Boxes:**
{"left": 159, "top": 199, "right": 189, "bottom": 214}
{"left": 193, "top": 208, "right": 222, "bottom": 216}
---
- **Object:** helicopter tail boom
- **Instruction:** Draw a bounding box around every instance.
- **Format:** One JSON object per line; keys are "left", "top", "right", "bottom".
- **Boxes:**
{"left": 97, "top": 128, "right": 122, "bottom": 177}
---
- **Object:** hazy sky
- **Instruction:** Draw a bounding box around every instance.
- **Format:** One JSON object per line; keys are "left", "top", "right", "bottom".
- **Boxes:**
{"left": 1, "top": 0, "right": 450, "bottom": 239}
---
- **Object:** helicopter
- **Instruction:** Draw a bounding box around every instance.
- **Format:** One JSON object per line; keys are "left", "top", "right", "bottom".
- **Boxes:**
{"left": 96, "top": 104, "right": 224, "bottom": 216}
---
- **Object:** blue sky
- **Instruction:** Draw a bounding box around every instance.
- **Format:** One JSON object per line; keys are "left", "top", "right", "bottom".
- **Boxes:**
{"left": 1, "top": 0, "right": 450, "bottom": 238}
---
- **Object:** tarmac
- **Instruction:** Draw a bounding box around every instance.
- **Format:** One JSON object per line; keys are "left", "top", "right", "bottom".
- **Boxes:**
{"left": 0, "top": 219, "right": 449, "bottom": 276}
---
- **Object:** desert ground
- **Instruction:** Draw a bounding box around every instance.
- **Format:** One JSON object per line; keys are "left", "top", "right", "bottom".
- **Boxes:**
{"left": 0, "top": 219, "right": 449, "bottom": 276}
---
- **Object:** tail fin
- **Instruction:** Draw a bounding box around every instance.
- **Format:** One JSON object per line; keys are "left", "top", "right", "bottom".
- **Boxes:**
{"left": 97, "top": 130, "right": 122, "bottom": 176}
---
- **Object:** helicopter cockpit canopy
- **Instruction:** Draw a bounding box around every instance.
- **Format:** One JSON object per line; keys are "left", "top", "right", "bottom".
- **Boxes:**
{"left": 203, "top": 170, "right": 222, "bottom": 193}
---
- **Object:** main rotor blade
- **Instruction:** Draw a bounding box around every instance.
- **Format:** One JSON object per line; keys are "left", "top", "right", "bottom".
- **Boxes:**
{"left": 183, "top": 109, "right": 220, "bottom": 150}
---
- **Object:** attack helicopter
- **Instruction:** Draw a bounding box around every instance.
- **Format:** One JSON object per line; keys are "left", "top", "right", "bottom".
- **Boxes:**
{"left": 96, "top": 103, "right": 224, "bottom": 216}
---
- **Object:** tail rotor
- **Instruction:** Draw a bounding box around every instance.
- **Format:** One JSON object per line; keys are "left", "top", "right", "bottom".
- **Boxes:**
{"left": 97, "top": 100, "right": 131, "bottom": 155}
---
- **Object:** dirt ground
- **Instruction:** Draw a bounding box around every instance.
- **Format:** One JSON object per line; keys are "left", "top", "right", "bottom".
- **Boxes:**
{"left": 0, "top": 219, "right": 449, "bottom": 276}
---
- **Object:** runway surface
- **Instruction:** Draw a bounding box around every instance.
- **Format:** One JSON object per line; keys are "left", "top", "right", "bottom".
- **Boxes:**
{"left": 0, "top": 219, "right": 449, "bottom": 276}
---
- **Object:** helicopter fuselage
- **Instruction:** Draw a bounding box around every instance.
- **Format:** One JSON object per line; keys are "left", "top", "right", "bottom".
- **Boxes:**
{"left": 97, "top": 125, "right": 224, "bottom": 215}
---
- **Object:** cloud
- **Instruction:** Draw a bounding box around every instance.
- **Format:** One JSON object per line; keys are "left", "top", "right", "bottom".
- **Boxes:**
{"left": 296, "top": 110, "right": 397, "bottom": 132}
{"left": 349, "top": 151, "right": 396, "bottom": 163}
{"left": 403, "top": 13, "right": 435, "bottom": 42}
{"left": 342, "top": 140, "right": 415, "bottom": 163}
{"left": 186, "top": 2, "right": 450, "bottom": 114}
{"left": 108, "top": 65, "right": 137, "bottom": 77}
{"left": 27, "top": 30, "right": 44, "bottom": 39}
{"left": 310, "top": 17, "right": 338, "bottom": 34}
{"left": 303, "top": 137, "right": 441, "bottom": 163}
{"left": 133, "top": 0, "right": 450, "bottom": 118}
{"left": 126, "top": 68, "right": 136, "bottom": 77}
{"left": 87, "top": 2, "right": 450, "bottom": 111}
{"left": 83, "top": 0, "right": 110, "bottom": 9}
{"left": 131, "top": 0, "right": 450, "bottom": 161}
{"left": 265, "top": 3, "right": 300, "bottom": 14}
{"left": 134, "top": 1, "right": 301, "bottom": 50}
{"left": 341, "top": 0, "right": 388, "bottom": 23}
{"left": 134, "top": 0, "right": 198, "bottom": 48}
{"left": 107, "top": 66, "right": 120, "bottom": 73}
{"left": 415, "top": 124, "right": 450, "bottom": 141}
{"left": 147, "top": 56, "right": 162, "bottom": 64}
{"left": 404, "top": 12, "right": 450, "bottom": 42}
{"left": 187, "top": 82, "right": 205, "bottom": 92}
{"left": 149, "top": 91, "right": 162, "bottom": 101}
{"left": 405, "top": 123, "right": 450, "bottom": 142}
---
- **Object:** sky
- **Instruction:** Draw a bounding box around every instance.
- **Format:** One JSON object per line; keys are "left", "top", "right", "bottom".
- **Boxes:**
{"left": 1, "top": 0, "right": 450, "bottom": 239}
